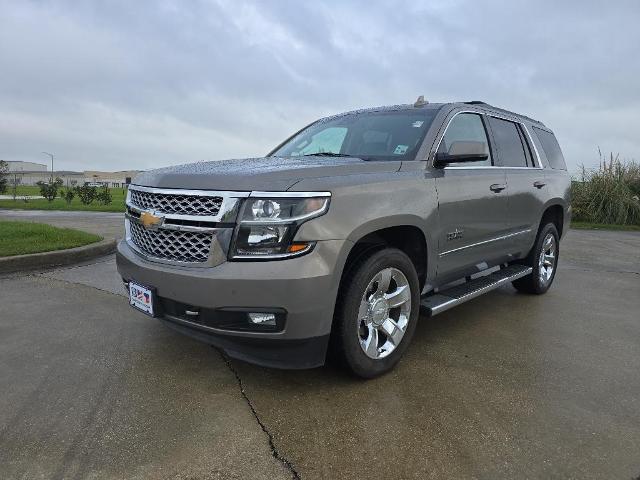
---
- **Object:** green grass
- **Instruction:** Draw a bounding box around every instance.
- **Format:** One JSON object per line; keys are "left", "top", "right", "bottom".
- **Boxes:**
{"left": 570, "top": 221, "right": 640, "bottom": 232}
{"left": 571, "top": 157, "right": 640, "bottom": 226}
{"left": 8, "top": 185, "right": 49, "bottom": 196}
{"left": 0, "top": 185, "right": 126, "bottom": 212}
{"left": 0, "top": 220, "right": 102, "bottom": 257}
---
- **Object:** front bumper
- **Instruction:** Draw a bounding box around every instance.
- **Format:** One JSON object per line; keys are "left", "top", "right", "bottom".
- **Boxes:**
{"left": 116, "top": 238, "right": 349, "bottom": 369}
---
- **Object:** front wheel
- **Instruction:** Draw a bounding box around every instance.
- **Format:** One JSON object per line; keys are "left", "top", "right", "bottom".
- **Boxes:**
{"left": 333, "top": 248, "right": 420, "bottom": 378}
{"left": 512, "top": 223, "right": 560, "bottom": 294}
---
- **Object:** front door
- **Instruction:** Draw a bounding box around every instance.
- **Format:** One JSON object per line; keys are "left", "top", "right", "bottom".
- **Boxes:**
{"left": 433, "top": 112, "right": 510, "bottom": 283}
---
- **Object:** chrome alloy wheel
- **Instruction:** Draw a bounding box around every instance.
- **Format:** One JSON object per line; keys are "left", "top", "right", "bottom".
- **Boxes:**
{"left": 357, "top": 267, "right": 412, "bottom": 360}
{"left": 538, "top": 233, "right": 557, "bottom": 285}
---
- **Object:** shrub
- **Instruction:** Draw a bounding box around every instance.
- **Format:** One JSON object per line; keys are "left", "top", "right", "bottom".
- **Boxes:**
{"left": 0, "top": 159, "right": 8, "bottom": 194}
{"left": 75, "top": 185, "right": 97, "bottom": 205}
{"left": 571, "top": 154, "right": 640, "bottom": 226}
{"left": 61, "top": 188, "right": 75, "bottom": 205}
{"left": 95, "top": 186, "right": 113, "bottom": 205}
{"left": 36, "top": 177, "right": 63, "bottom": 202}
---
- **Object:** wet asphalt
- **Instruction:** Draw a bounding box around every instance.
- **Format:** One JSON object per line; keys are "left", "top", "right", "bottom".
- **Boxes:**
{"left": 0, "top": 214, "right": 639, "bottom": 479}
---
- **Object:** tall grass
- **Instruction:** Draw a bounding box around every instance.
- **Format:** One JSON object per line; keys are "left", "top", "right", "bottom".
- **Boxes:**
{"left": 571, "top": 151, "right": 640, "bottom": 226}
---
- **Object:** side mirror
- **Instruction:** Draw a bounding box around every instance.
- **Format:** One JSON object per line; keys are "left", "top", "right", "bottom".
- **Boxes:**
{"left": 434, "top": 141, "right": 489, "bottom": 167}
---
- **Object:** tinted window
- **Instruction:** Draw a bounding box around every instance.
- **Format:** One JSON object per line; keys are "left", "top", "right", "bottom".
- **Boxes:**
{"left": 533, "top": 127, "right": 567, "bottom": 170}
{"left": 272, "top": 109, "right": 439, "bottom": 161}
{"left": 296, "top": 127, "right": 347, "bottom": 156}
{"left": 488, "top": 117, "right": 529, "bottom": 167}
{"left": 438, "top": 113, "right": 491, "bottom": 166}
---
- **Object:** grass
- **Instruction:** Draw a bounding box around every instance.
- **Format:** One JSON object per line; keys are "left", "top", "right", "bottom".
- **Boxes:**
{"left": 570, "top": 221, "right": 640, "bottom": 232}
{"left": 571, "top": 155, "right": 640, "bottom": 226}
{"left": 0, "top": 185, "right": 126, "bottom": 212}
{"left": 0, "top": 220, "right": 102, "bottom": 257}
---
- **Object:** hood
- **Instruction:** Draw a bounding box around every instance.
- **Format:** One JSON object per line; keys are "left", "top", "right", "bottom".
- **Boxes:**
{"left": 132, "top": 156, "right": 401, "bottom": 191}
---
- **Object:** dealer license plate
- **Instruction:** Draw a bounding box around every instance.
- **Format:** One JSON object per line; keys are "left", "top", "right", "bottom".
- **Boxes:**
{"left": 129, "top": 281, "right": 155, "bottom": 316}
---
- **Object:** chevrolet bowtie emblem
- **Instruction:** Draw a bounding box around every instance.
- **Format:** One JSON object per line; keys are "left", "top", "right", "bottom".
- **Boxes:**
{"left": 140, "top": 211, "right": 164, "bottom": 230}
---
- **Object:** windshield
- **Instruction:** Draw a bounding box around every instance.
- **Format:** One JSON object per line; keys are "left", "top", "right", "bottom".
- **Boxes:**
{"left": 271, "top": 109, "right": 439, "bottom": 161}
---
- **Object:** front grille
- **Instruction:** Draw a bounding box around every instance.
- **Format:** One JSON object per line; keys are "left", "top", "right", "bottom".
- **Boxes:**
{"left": 129, "top": 221, "right": 213, "bottom": 263}
{"left": 129, "top": 189, "right": 223, "bottom": 217}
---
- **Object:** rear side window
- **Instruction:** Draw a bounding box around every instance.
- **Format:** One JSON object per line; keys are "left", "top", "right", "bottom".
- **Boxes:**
{"left": 487, "top": 117, "right": 529, "bottom": 167}
{"left": 533, "top": 127, "right": 567, "bottom": 170}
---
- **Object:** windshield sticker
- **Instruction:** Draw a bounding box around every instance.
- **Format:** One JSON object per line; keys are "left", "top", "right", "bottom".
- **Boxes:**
{"left": 411, "top": 120, "right": 424, "bottom": 128}
{"left": 393, "top": 145, "right": 409, "bottom": 155}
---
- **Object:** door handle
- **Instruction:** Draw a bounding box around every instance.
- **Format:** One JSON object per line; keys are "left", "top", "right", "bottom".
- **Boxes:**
{"left": 490, "top": 183, "right": 506, "bottom": 193}
{"left": 533, "top": 181, "right": 546, "bottom": 189}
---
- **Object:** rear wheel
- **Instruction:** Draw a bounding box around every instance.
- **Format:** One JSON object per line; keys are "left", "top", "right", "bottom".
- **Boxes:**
{"left": 333, "top": 248, "right": 420, "bottom": 378}
{"left": 512, "top": 223, "right": 559, "bottom": 294}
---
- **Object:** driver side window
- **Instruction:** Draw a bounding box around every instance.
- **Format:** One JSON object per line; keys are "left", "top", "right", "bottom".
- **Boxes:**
{"left": 439, "top": 113, "right": 492, "bottom": 167}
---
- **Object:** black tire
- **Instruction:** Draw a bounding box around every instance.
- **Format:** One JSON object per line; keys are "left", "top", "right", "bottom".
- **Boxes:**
{"left": 333, "top": 248, "right": 420, "bottom": 379}
{"left": 512, "top": 223, "right": 560, "bottom": 294}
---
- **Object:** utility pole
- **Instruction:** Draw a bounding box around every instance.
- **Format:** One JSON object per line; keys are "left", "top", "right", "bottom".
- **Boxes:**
{"left": 42, "top": 151, "right": 54, "bottom": 181}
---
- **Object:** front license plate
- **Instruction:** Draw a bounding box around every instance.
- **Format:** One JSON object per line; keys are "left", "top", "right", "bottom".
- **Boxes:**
{"left": 129, "top": 281, "right": 155, "bottom": 316}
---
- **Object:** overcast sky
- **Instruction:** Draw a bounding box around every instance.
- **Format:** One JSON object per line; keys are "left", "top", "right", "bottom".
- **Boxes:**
{"left": 1, "top": 0, "right": 638, "bottom": 173}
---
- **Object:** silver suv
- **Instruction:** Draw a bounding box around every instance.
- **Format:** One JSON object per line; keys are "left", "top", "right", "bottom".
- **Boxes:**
{"left": 117, "top": 98, "right": 571, "bottom": 378}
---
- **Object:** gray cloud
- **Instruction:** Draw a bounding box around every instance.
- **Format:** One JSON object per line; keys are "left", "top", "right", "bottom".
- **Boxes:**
{"left": 1, "top": 0, "right": 639, "bottom": 172}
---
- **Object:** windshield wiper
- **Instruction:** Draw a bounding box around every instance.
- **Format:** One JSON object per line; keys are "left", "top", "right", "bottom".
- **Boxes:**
{"left": 303, "top": 152, "right": 352, "bottom": 157}
{"left": 301, "top": 152, "right": 377, "bottom": 161}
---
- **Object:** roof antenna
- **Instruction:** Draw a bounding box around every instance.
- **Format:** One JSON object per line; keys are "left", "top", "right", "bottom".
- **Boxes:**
{"left": 414, "top": 95, "right": 428, "bottom": 107}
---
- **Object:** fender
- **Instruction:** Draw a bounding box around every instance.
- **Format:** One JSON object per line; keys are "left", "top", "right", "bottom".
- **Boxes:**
{"left": 337, "top": 215, "right": 436, "bottom": 291}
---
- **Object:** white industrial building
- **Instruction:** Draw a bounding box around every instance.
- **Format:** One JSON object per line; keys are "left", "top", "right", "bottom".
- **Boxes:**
{"left": 5, "top": 161, "right": 139, "bottom": 188}
{"left": 5, "top": 161, "right": 48, "bottom": 172}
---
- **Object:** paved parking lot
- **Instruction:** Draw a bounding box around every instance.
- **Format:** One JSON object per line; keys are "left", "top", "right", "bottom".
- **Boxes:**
{"left": 1, "top": 221, "right": 639, "bottom": 479}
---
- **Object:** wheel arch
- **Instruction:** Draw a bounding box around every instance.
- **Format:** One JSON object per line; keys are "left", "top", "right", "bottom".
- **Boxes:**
{"left": 539, "top": 202, "right": 566, "bottom": 238}
{"left": 341, "top": 218, "right": 432, "bottom": 293}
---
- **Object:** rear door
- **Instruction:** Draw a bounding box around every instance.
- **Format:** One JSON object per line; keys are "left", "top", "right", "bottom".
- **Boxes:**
{"left": 486, "top": 116, "right": 547, "bottom": 256}
{"left": 433, "top": 112, "right": 510, "bottom": 282}
{"left": 531, "top": 126, "right": 571, "bottom": 237}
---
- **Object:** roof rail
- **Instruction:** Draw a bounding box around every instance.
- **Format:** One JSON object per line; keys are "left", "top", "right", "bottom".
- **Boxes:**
{"left": 463, "top": 101, "right": 544, "bottom": 126}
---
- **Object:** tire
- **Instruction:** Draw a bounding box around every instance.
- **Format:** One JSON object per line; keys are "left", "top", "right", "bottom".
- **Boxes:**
{"left": 512, "top": 223, "right": 560, "bottom": 294}
{"left": 333, "top": 248, "right": 420, "bottom": 378}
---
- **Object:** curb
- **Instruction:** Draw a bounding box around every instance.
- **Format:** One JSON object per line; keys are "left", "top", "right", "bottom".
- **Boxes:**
{"left": 0, "top": 238, "right": 117, "bottom": 274}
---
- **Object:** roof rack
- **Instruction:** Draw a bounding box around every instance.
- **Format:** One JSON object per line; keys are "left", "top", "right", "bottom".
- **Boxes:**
{"left": 465, "top": 100, "right": 487, "bottom": 105}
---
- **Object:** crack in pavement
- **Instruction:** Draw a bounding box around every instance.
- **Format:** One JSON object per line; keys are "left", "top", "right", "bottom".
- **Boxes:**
{"left": 219, "top": 350, "right": 301, "bottom": 480}
{"left": 15, "top": 273, "right": 126, "bottom": 299}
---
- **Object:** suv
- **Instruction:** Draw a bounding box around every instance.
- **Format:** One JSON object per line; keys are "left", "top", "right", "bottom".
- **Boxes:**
{"left": 116, "top": 98, "right": 570, "bottom": 378}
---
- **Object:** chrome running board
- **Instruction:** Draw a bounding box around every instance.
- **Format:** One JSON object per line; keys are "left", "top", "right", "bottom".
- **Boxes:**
{"left": 420, "top": 265, "right": 533, "bottom": 316}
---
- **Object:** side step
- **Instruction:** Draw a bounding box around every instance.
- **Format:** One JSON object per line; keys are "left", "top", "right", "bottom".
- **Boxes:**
{"left": 420, "top": 264, "right": 532, "bottom": 316}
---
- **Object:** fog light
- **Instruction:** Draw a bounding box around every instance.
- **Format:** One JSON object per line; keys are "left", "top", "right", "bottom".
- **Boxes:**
{"left": 248, "top": 312, "right": 277, "bottom": 326}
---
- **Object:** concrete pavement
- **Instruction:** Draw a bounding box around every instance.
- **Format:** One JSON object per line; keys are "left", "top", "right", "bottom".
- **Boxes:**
{"left": 0, "top": 270, "right": 291, "bottom": 480}
{"left": 0, "top": 227, "right": 639, "bottom": 479}
{"left": 232, "top": 240, "right": 640, "bottom": 479}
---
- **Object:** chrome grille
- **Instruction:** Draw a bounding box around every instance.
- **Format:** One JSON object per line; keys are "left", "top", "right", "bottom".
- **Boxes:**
{"left": 129, "top": 221, "right": 213, "bottom": 263}
{"left": 129, "top": 189, "right": 223, "bottom": 217}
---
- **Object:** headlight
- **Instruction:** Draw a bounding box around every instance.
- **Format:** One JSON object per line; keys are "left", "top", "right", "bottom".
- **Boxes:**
{"left": 230, "top": 193, "right": 330, "bottom": 259}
